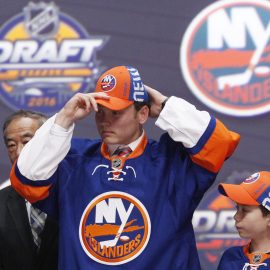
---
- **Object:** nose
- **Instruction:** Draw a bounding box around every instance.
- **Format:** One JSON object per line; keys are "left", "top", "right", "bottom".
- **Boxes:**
{"left": 97, "top": 110, "right": 111, "bottom": 126}
{"left": 234, "top": 210, "right": 241, "bottom": 222}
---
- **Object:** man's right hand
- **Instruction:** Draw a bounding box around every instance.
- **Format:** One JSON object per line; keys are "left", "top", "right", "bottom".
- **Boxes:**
{"left": 55, "top": 92, "right": 109, "bottom": 129}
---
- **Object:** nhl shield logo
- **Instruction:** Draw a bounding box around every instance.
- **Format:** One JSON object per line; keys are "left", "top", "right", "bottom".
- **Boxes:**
{"left": 79, "top": 191, "right": 151, "bottom": 265}
{"left": 253, "top": 254, "right": 262, "bottom": 263}
{"left": 24, "top": 2, "right": 59, "bottom": 39}
{"left": 180, "top": 0, "right": 270, "bottom": 117}
{"left": 112, "top": 158, "right": 122, "bottom": 168}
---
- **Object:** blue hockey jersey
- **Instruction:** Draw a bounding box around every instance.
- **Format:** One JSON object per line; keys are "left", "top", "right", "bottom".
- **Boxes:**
{"left": 218, "top": 245, "right": 270, "bottom": 270}
{"left": 10, "top": 96, "right": 239, "bottom": 269}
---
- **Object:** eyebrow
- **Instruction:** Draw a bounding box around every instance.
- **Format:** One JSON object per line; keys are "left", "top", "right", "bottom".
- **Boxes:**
{"left": 4, "top": 132, "right": 34, "bottom": 143}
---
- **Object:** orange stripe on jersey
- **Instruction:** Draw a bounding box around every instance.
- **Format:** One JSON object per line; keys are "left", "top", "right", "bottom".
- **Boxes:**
{"left": 190, "top": 119, "right": 240, "bottom": 173}
{"left": 10, "top": 163, "right": 51, "bottom": 204}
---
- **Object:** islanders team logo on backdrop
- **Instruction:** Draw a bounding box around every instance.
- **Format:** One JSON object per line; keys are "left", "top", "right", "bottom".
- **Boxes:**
{"left": 181, "top": 0, "right": 270, "bottom": 117}
{"left": 79, "top": 191, "right": 151, "bottom": 265}
{"left": 0, "top": 2, "right": 108, "bottom": 114}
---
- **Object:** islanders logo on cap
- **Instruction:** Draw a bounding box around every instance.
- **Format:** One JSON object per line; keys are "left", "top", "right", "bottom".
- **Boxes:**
{"left": 180, "top": 0, "right": 270, "bottom": 117}
{"left": 100, "top": 75, "right": 116, "bottom": 92}
{"left": 79, "top": 191, "right": 151, "bottom": 265}
{"left": 0, "top": 2, "right": 108, "bottom": 114}
{"left": 243, "top": 172, "right": 260, "bottom": 184}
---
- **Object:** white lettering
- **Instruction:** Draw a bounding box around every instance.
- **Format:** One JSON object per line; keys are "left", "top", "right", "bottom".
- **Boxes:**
{"left": 215, "top": 210, "right": 235, "bottom": 232}
{"left": 0, "top": 40, "right": 13, "bottom": 62}
{"left": 192, "top": 210, "right": 236, "bottom": 232}
{"left": 33, "top": 40, "right": 58, "bottom": 62}
{"left": 95, "top": 198, "right": 133, "bottom": 224}
{"left": 0, "top": 39, "right": 104, "bottom": 63}
{"left": 133, "top": 92, "right": 144, "bottom": 102}
{"left": 262, "top": 192, "right": 270, "bottom": 211}
{"left": 58, "top": 40, "right": 103, "bottom": 62}
{"left": 128, "top": 67, "right": 145, "bottom": 101}
{"left": 208, "top": 7, "right": 268, "bottom": 48}
{"left": 10, "top": 40, "right": 38, "bottom": 62}
{"left": 192, "top": 210, "right": 216, "bottom": 232}
{"left": 133, "top": 82, "right": 144, "bottom": 91}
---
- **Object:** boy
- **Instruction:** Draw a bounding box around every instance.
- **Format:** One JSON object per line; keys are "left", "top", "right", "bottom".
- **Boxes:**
{"left": 218, "top": 171, "right": 270, "bottom": 269}
{"left": 10, "top": 65, "right": 239, "bottom": 269}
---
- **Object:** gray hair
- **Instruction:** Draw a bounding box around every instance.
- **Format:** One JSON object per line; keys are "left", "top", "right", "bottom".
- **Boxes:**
{"left": 2, "top": 110, "right": 47, "bottom": 135}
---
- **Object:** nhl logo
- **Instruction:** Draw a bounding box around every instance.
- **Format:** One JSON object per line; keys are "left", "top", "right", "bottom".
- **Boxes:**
{"left": 112, "top": 158, "right": 122, "bottom": 168}
{"left": 253, "top": 254, "right": 262, "bottom": 263}
{"left": 23, "top": 2, "right": 59, "bottom": 39}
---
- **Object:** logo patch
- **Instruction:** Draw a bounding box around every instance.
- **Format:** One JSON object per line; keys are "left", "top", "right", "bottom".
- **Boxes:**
{"left": 180, "top": 0, "right": 270, "bottom": 117}
{"left": 100, "top": 74, "right": 116, "bottom": 92}
{"left": 112, "top": 158, "right": 122, "bottom": 168}
{"left": 244, "top": 172, "right": 260, "bottom": 184}
{"left": 0, "top": 2, "right": 108, "bottom": 114}
{"left": 79, "top": 191, "right": 151, "bottom": 265}
{"left": 253, "top": 254, "right": 262, "bottom": 263}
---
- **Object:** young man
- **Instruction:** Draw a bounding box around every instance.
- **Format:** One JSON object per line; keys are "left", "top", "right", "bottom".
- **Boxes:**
{"left": 218, "top": 171, "right": 270, "bottom": 270}
{"left": 10, "top": 66, "right": 239, "bottom": 269}
{"left": 0, "top": 110, "right": 58, "bottom": 270}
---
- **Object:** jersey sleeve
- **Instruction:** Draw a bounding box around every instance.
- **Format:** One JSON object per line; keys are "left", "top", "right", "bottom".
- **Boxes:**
{"left": 155, "top": 96, "right": 240, "bottom": 173}
{"left": 10, "top": 114, "right": 74, "bottom": 204}
{"left": 217, "top": 250, "right": 229, "bottom": 270}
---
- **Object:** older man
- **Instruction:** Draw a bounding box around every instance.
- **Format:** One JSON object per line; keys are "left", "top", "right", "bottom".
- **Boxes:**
{"left": 0, "top": 110, "right": 58, "bottom": 270}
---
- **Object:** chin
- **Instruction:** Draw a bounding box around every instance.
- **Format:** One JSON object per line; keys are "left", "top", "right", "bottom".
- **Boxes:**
{"left": 237, "top": 232, "right": 249, "bottom": 239}
{"left": 102, "top": 137, "right": 118, "bottom": 145}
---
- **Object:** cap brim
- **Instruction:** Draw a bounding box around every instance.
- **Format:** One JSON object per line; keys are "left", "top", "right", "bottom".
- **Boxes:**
{"left": 218, "top": 183, "right": 259, "bottom": 206}
{"left": 96, "top": 96, "right": 133, "bottom": 110}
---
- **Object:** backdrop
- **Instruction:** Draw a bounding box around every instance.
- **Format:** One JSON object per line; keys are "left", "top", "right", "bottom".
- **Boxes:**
{"left": 0, "top": 0, "right": 269, "bottom": 269}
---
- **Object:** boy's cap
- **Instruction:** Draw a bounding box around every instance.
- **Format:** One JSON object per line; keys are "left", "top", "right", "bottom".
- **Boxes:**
{"left": 95, "top": 66, "right": 149, "bottom": 110}
{"left": 218, "top": 171, "right": 270, "bottom": 210}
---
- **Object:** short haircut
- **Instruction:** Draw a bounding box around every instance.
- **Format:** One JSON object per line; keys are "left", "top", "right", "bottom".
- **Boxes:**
{"left": 259, "top": 205, "right": 270, "bottom": 216}
{"left": 2, "top": 110, "right": 47, "bottom": 135}
{"left": 134, "top": 101, "right": 151, "bottom": 111}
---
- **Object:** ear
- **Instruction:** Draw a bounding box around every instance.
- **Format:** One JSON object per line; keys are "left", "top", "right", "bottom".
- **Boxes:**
{"left": 137, "top": 105, "right": 149, "bottom": 124}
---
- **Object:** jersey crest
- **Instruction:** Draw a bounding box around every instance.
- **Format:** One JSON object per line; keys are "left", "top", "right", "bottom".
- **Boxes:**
{"left": 79, "top": 191, "right": 151, "bottom": 265}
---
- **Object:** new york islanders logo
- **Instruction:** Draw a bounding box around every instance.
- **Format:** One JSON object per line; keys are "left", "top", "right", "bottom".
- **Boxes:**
{"left": 100, "top": 75, "right": 116, "bottom": 91}
{"left": 0, "top": 2, "right": 108, "bottom": 114}
{"left": 181, "top": 0, "right": 270, "bottom": 117}
{"left": 244, "top": 172, "right": 260, "bottom": 184}
{"left": 79, "top": 191, "right": 151, "bottom": 265}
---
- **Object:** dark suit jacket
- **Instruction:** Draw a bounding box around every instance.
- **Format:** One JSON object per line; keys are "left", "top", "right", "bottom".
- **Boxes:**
{"left": 0, "top": 186, "right": 58, "bottom": 270}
